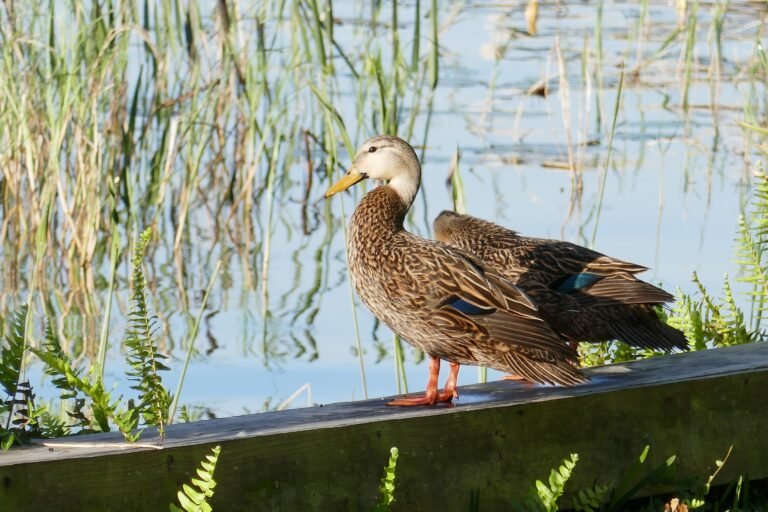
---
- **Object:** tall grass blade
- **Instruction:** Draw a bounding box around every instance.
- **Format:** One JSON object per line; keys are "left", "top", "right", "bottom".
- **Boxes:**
{"left": 591, "top": 67, "right": 624, "bottom": 247}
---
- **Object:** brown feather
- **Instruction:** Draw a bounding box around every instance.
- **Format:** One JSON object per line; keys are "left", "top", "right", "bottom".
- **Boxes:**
{"left": 347, "top": 186, "right": 583, "bottom": 382}
{"left": 434, "top": 210, "right": 688, "bottom": 351}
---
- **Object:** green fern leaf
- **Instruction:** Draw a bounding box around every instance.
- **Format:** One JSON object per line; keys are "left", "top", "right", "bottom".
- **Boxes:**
{"left": 30, "top": 323, "right": 126, "bottom": 434}
{"left": 124, "top": 228, "right": 173, "bottom": 439}
{"left": 573, "top": 482, "right": 610, "bottom": 511}
{"left": 374, "top": 447, "right": 399, "bottom": 510}
{"left": 170, "top": 445, "right": 221, "bottom": 512}
{"left": 520, "top": 453, "right": 579, "bottom": 512}
{"left": 0, "top": 305, "right": 31, "bottom": 448}
{"left": 0, "top": 305, "right": 27, "bottom": 399}
{"left": 734, "top": 172, "right": 768, "bottom": 333}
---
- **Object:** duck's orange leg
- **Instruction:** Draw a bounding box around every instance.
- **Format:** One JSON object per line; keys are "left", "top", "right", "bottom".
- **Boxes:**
{"left": 387, "top": 357, "right": 460, "bottom": 406}
{"left": 436, "top": 361, "right": 460, "bottom": 402}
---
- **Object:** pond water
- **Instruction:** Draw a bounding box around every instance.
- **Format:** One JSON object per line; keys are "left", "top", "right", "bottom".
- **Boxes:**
{"left": 6, "top": 1, "right": 768, "bottom": 418}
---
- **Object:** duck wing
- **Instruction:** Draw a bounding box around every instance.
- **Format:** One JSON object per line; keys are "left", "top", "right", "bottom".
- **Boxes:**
{"left": 434, "top": 211, "right": 672, "bottom": 307}
{"left": 398, "top": 237, "right": 585, "bottom": 385}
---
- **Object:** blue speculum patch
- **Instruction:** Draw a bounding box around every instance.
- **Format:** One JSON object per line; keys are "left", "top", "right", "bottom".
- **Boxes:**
{"left": 553, "top": 273, "right": 603, "bottom": 293}
{"left": 448, "top": 297, "right": 494, "bottom": 316}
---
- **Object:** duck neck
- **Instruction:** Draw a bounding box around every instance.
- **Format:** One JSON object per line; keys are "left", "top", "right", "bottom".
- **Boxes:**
{"left": 351, "top": 186, "right": 409, "bottom": 238}
{"left": 387, "top": 169, "right": 420, "bottom": 210}
{"left": 348, "top": 158, "right": 420, "bottom": 240}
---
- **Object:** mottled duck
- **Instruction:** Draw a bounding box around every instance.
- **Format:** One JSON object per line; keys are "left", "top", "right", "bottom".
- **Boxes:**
{"left": 434, "top": 211, "right": 688, "bottom": 352}
{"left": 325, "top": 135, "right": 585, "bottom": 406}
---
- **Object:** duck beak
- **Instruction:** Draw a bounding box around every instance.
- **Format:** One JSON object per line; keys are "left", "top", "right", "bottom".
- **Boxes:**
{"left": 325, "top": 166, "right": 366, "bottom": 198}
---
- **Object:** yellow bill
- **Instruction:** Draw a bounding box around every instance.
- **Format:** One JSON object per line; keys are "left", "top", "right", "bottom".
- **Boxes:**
{"left": 325, "top": 168, "right": 366, "bottom": 198}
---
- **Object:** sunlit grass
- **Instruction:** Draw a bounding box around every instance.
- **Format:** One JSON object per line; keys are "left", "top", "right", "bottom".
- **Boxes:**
{"left": 0, "top": 0, "right": 441, "bottom": 408}
{"left": 1, "top": 0, "right": 767, "bottom": 414}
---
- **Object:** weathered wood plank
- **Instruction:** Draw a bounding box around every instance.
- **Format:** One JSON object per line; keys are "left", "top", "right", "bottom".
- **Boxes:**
{"left": 1, "top": 343, "right": 767, "bottom": 511}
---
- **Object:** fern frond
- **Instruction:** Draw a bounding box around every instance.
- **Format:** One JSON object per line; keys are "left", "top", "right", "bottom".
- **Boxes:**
{"left": 665, "top": 272, "right": 762, "bottom": 350}
{"left": 169, "top": 445, "right": 221, "bottom": 512}
{"left": 720, "top": 275, "right": 756, "bottom": 345}
{"left": 26, "top": 402, "right": 71, "bottom": 439}
{"left": 0, "top": 305, "right": 27, "bottom": 399}
{"left": 1, "top": 305, "right": 33, "bottom": 447}
{"left": 539, "top": 454, "right": 578, "bottom": 511}
{"left": 734, "top": 214, "right": 768, "bottom": 310}
{"left": 665, "top": 288, "right": 708, "bottom": 350}
{"left": 124, "top": 228, "right": 172, "bottom": 439}
{"left": 520, "top": 453, "right": 579, "bottom": 512}
{"left": 572, "top": 482, "right": 610, "bottom": 512}
{"left": 734, "top": 172, "right": 768, "bottom": 331}
{"left": 30, "top": 323, "right": 126, "bottom": 434}
{"left": 374, "top": 447, "right": 399, "bottom": 510}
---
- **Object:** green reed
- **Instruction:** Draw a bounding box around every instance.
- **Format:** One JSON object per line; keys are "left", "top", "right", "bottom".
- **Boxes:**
{"left": 0, "top": 0, "right": 442, "bottom": 405}
{"left": 681, "top": 0, "right": 700, "bottom": 112}
{"left": 707, "top": 0, "right": 728, "bottom": 114}
{"left": 593, "top": 0, "right": 605, "bottom": 136}
{"left": 7, "top": 0, "right": 762, "bottom": 415}
{"left": 168, "top": 259, "right": 221, "bottom": 425}
{"left": 590, "top": 68, "right": 624, "bottom": 248}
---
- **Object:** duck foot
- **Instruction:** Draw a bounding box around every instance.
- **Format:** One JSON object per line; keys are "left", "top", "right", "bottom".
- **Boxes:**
{"left": 387, "top": 390, "right": 454, "bottom": 406}
{"left": 387, "top": 358, "right": 460, "bottom": 406}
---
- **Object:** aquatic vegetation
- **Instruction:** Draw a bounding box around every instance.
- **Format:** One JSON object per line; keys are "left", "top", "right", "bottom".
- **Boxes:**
{"left": 0, "top": 0, "right": 766, "bottom": 418}
{"left": 0, "top": 0, "right": 446, "bottom": 408}
{"left": 1, "top": 229, "right": 181, "bottom": 445}
{"left": 1, "top": 2, "right": 767, "bottom": 509}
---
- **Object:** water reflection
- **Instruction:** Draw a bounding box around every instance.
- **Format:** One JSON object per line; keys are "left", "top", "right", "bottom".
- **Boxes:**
{"left": 2, "top": 1, "right": 767, "bottom": 414}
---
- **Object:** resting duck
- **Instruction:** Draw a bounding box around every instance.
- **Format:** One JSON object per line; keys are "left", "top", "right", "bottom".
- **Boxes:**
{"left": 325, "top": 135, "right": 585, "bottom": 406}
{"left": 433, "top": 211, "right": 688, "bottom": 352}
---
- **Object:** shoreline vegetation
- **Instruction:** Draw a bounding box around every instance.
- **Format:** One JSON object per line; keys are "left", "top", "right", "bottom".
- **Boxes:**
{"left": 1, "top": 1, "right": 768, "bottom": 509}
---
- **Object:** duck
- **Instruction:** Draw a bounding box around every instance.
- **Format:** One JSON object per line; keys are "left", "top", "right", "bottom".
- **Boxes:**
{"left": 325, "top": 135, "right": 586, "bottom": 406}
{"left": 433, "top": 211, "right": 688, "bottom": 352}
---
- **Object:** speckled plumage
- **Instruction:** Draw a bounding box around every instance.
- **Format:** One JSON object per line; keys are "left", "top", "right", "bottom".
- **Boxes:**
{"left": 347, "top": 186, "right": 584, "bottom": 385}
{"left": 330, "top": 136, "right": 587, "bottom": 388}
{"left": 433, "top": 211, "right": 688, "bottom": 351}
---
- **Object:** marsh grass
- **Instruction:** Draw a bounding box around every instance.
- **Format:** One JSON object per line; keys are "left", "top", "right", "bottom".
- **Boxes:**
{"left": 590, "top": 67, "right": 624, "bottom": 247}
{"left": 0, "top": 0, "right": 440, "bottom": 404}
{"left": 680, "top": 0, "right": 700, "bottom": 112}
{"left": 2, "top": 0, "right": 768, "bottom": 414}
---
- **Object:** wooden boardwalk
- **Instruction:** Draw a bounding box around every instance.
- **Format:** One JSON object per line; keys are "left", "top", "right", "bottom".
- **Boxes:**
{"left": 1, "top": 343, "right": 767, "bottom": 511}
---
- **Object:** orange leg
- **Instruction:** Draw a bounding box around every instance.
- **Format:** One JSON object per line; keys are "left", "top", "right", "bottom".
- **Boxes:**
{"left": 437, "top": 361, "right": 460, "bottom": 402}
{"left": 387, "top": 357, "right": 460, "bottom": 406}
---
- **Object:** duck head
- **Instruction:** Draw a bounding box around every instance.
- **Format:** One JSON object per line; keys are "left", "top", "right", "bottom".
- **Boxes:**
{"left": 325, "top": 135, "right": 421, "bottom": 207}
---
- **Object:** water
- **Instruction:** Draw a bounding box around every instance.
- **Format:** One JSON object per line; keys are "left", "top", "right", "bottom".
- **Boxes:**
{"left": 10, "top": 1, "right": 768, "bottom": 418}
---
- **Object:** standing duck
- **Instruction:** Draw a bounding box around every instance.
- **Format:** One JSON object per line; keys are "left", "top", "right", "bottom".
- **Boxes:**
{"left": 325, "top": 136, "right": 586, "bottom": 406}
{"left": 433, "top": 211, "right": 688, "bottom": 352}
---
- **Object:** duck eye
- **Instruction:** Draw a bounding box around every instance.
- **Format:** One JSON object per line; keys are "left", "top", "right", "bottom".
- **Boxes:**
{"left": 368, "top": 146, "right": 377, "bottom": 153}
